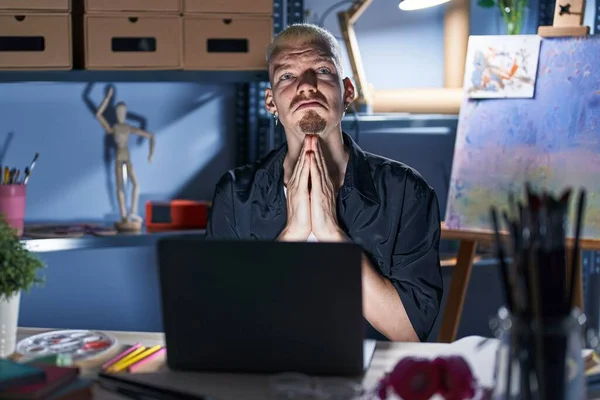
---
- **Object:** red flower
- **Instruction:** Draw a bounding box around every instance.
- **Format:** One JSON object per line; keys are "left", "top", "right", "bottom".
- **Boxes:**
{"left": 375, "top": 355, "right": 478, "bottom": 399}
{"left": 434, "top": 356, "right": 476, "bottom": 400}
{"left": 388, "top": 357, "right": 441, "bottom": 400}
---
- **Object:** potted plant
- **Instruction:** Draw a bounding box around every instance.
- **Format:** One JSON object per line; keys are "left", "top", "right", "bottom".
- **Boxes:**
{"left": 477, "top": 0, "right": 529, "bottom": 35}
{"left": 0, "top": 215, "right": 44, "bottom": 358}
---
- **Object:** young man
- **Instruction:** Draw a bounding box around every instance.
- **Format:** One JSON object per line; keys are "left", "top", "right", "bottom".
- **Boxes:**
{"left": 206, "top": 24, "right": 443, "bottom": 342}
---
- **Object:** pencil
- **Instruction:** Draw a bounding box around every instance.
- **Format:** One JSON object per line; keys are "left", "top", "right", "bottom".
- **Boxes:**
{"left": 110, "top": 345, "right": 163, "bottom": 373}
{"left": 106, "top": 346, "right": 147, "bottom": 372}
{"left": 102, "top": 343, "right": 142, "bottom": 370}
{"left": 127, "top": 347, "right": 166, "bottom": 373}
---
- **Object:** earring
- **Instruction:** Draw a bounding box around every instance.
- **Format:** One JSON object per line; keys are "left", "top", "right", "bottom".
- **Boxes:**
{"left": 273, "top": 112, "right": 279, "bottom": 126}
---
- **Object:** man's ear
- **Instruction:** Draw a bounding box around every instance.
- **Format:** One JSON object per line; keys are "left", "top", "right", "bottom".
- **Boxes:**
{"left": 264, "top": 87, "right": 277, "bottom": 115}
{"left": 342, "top": 78, "right": 356, "bottom": 108}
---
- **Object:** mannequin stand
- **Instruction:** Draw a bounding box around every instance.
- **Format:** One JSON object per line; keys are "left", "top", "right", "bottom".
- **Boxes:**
{"left": 115, "top": 218, "right": 143, "bottom": 233}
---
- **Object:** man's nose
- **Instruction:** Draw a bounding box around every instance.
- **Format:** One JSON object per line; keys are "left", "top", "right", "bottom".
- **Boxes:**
{"left": 296, "top": 70, "right": 318, "bottom": 95}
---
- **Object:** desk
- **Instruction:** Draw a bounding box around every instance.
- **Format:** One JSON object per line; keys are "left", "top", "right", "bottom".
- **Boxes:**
{"left": 16, "top": 327, "right": 501, "bottom": 399}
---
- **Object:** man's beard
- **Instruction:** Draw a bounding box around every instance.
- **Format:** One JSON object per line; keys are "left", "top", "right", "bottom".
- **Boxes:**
{"left": 298, "top": 110, "right": 327, "bottom": 134}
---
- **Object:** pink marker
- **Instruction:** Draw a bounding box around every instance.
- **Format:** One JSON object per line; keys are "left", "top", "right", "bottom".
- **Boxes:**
{"left": 102, "top": 343, "right": 142, "bottom": 370}
{"left": 127, "top": 347, "right": 167, "bottom": 373}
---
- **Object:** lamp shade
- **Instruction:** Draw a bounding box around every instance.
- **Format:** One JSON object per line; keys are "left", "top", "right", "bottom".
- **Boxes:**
{"left": 398, "top": 0, "right": 451, "bottom": 10}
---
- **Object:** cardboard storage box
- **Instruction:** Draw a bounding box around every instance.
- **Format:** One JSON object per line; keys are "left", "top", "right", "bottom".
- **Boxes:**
{"left": 0, "top": 0, "right": 70, "bottom": 12}
{"left": 183, "top": 14, "right": 272, "bottom": 70}
{"left": 85, "top": 0, "right": 181, "bottom": 13}
{"left": 0, "top": 13, "right": 72, "bottom": 70}
{"left": 84, "top": 14, "right": 182, "bottom": 69}
{"left": 184, "top": 0, "right": 272, "bottom": 15}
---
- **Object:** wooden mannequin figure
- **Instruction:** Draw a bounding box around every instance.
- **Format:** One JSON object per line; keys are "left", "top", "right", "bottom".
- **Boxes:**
{"left": 95, "top": 87, "right": 155, "bottom": 232}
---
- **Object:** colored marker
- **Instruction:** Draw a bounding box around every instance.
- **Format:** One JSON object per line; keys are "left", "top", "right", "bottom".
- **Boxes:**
{"left": 127, "top": 347, "right": 166, "bottom": 373}
{"left": 106, "top": 346, "right": 147, "bottom": 372}
{"left": 110, "top": 345, "right": 163, "bottom": 373}
{"left": 102, "top": 343, "right": 142, "bottom": 370}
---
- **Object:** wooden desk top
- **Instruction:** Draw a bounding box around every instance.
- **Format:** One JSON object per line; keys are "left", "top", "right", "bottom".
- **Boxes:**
{"left": 16, "top": 327, "right": 502, "bottom": 399}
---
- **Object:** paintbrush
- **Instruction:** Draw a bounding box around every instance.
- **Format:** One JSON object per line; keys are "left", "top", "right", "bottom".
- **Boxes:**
{"left": 23, "top": 153, "right": 38, "bottom": 185}
{"left": 490, "top": 207, "right": 514, "bottom": 312}
{"left": 524, "top": 184, "right": 547, "bottom": 400}
{"left": 568, "top": 189, "right": 586, "bottom": 311}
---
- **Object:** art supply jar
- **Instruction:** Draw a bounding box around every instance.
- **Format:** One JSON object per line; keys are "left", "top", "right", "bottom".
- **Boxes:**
{"left": 490, "top": 306, "right": 586, "bottom": 400}
{"left": 0, "top": 184, "right": 26, "bottom": 236}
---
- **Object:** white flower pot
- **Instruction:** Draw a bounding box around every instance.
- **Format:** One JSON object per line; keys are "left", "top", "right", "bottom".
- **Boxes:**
{"left": 0, "top": 291, "right": 21, "bottom": 358}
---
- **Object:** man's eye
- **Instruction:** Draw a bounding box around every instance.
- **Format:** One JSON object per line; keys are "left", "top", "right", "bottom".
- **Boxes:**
{"left": 280, "top": 73, "right": 293, "bottom": 80}
{"left": 317, "top": 67, "right": 331, "bottom": 74}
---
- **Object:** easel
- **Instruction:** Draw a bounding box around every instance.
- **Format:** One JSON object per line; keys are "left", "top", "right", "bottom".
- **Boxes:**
{"left": 437, "top": 0, "right": 593, "bottom": 343}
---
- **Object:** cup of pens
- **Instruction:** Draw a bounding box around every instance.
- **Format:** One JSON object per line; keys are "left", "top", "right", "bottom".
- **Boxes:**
{"left": 0, "top": 184, "right": 26, "bottom": 236}
{"left": 0, "top": 154, "right": 38, "bottom": 237}
{"left": 488, "top": 184, "right": 588, "bottom": 400}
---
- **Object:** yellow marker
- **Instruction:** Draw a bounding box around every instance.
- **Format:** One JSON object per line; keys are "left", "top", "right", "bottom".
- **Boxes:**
{"left": 110, "top": 345, "right": 163, "bottom": 373}
{"left": 106, "top": 345, "right": 147, "bottom": 372}
{"left": 3, "top": 167, "right": 8, "bottom": 184}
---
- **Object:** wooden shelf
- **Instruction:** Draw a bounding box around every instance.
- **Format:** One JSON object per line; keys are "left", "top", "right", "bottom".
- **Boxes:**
{"left": 0, "top": 69, "right": 269, "bottom": 83}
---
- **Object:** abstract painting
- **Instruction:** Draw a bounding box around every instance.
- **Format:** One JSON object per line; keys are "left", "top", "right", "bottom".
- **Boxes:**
{"left": 445, "top": 35, "right": 600, "bottom": 240}
{"left": 464, "top": 35, "right": 542, "bottom": 99}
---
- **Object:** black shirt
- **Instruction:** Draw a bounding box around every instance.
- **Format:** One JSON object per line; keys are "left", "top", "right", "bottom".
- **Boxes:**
{"left": 205, "top": 132, "right": 443, "bottom": 342}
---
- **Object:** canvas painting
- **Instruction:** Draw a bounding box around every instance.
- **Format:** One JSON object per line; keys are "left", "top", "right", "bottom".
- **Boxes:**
{"left": 445, "top": 36, "right": 600, "bottom": 240}
{"left": 464, "top": 35, "right": 542, "bottom": 99}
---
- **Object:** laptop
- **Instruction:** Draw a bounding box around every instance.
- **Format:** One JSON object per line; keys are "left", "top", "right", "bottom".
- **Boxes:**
{"left": 156, "top": 237, "right": 373, "bottom": 377}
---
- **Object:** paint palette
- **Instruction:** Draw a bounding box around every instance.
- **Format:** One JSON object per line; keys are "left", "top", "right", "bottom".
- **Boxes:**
{"left": 16, "top": 330, "right": 118, "bottom": 361}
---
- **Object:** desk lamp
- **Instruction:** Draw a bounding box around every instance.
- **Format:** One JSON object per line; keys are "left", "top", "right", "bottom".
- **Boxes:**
{"left": 337, "top": 0, "right": 469, "bottom": 114}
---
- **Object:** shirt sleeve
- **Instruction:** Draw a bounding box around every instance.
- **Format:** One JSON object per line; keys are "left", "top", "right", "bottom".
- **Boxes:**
{"left": 389, "top": 181, "right": 443, "bottom": 342}
{"left": 205, "top": 172, "right": 240, "bottom": 240}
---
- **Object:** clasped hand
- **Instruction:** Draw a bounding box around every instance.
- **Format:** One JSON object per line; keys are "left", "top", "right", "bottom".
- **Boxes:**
{"left": 281, "top": 135, "right": 346, "bottom": 242}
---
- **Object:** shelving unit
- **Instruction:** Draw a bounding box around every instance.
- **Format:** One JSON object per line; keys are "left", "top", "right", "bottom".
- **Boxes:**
{"left": 0, "top": 0, "right": 304, "bottom": 253}
{"left": 0, "top": 70, "right": 269, "bottom": 83}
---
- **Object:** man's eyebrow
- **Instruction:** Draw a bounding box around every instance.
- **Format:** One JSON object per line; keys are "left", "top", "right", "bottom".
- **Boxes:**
{"left": 272, "top": 63, "right": 292, "bottom": 74}
{"left": 314, "top": 57, "right": 335, "bottom": 65}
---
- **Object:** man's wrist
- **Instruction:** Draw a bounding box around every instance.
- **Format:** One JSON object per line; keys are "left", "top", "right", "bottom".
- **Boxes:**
{"left": 316, "top": 226, "right": 349, "bottom": 242}
{"left": 277, "top": 226, "right": 309, "bottom": 242}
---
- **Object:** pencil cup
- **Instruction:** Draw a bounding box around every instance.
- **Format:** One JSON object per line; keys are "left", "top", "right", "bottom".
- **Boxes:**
{"left": 0, "top": 185, "right": 26, "bottom": 236}
{"left": 489, "top": 306, "right": 586, "bottom": 400}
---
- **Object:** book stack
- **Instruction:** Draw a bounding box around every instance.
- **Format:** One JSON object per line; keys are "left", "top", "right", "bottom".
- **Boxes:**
{"left": 0, "top": 359, "right": 91, "bottom": 399}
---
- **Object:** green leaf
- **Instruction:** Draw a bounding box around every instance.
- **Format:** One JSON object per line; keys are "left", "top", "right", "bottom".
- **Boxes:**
{"left": 477, "top": 0, "right": 496, "bottom": 7}
{"left": 0, "top": 214, "right": 45, "bottom": 299}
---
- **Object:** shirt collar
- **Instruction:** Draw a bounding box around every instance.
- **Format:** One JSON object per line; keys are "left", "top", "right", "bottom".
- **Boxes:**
{"left": 256, "top": 132, "right": 379, "bottom": 205}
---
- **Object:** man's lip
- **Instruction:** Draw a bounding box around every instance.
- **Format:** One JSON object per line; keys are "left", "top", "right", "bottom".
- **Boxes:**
{"left": 295, "top": 101, "right": 324, "bottom": 110}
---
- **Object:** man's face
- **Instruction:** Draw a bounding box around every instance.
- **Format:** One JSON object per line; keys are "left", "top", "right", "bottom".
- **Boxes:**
{"left": 265, "top": 39, "right": 354, "bottom": 140}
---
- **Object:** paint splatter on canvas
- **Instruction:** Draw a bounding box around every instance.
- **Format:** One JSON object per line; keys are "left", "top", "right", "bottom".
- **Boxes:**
{"left": 445, "top": 35, "right": 600, "bottom": 239}
{"left": 464, "top": 35, "right": 541, "bottom": 99}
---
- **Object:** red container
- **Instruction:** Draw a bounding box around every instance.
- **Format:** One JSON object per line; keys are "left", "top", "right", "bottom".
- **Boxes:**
{"left": 146, "top": 200, "right": 209, "bottom": 232}
{"left": 0, "top": 185, "right": 26, "bottom": 236}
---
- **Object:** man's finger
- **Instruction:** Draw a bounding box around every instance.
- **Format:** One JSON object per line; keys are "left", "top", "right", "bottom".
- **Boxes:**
{"left": 310, "top": 153, "right": 321, "bottom": 191}
{"left": 305, "top": 135, "right": 315, "bottom": 152}
{"left": 299, "top": 151, "right": 311, "bottom": 192}
{"left": 291, "top": 140, "right": 307, "bottom": 184}
{"left": 313, "top": 141, "right": 327, "bottom": 190}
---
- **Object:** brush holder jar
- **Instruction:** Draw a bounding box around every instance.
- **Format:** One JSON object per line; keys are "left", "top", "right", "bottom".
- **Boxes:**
{"left": 490, "top": 306, "right": 586, "bottom": 400}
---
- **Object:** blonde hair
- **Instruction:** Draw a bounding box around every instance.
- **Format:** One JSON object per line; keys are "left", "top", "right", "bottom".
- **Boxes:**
{"left": 266, "top": 23, "right": 343, "bottom": 77}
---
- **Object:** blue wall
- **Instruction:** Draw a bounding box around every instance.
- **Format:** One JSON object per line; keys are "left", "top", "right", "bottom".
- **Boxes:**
{"left": 13, "top": 0, "right": 598, "bottom": 338}
{"left": 0, "top": 83, "right": 236, "bottom": 221}
{"left": 8, "top": 83, "right": 238, "bottom": 331}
